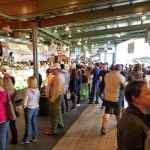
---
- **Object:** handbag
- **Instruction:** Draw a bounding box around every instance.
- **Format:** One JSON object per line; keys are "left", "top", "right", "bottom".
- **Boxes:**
{"left": 6, "top": 93, "right": 16, "bottom": 121}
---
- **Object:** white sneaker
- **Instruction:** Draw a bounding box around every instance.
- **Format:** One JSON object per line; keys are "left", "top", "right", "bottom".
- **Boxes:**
{"left": 19, "top": 141, "right": 29, "bottom": 145}
{"left": 30, "top": 138, "right": 37, "bottom": 142}
{"left": 76, "top": 104, "right": 80, "bottom": 106}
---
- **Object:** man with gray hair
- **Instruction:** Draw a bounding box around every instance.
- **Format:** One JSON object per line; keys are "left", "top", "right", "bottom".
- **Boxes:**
{"left": 46, "top": 63, "right": 66, "bottom": 135}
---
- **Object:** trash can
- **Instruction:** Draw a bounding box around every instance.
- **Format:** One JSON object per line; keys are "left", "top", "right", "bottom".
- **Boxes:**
{"left": 38, "top": 95, "right": 49, "bottom": 116}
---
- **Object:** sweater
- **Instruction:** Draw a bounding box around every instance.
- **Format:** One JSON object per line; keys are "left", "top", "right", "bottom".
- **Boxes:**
{"left": 48, "top": 73, "right": 66, "bottom": 102}
{"left": 0, "top": 89, "right": 8, "bottom": 122}
{"left": 22, "top": 88, "right": 40, "bottom": 109}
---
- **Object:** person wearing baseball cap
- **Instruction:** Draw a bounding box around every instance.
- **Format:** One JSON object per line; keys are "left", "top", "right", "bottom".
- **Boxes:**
{"left": 46, "top": 63, "right": 66, "bottom": 135}
{"left": 101, "top": 64, "right": 125, "bottom": 135}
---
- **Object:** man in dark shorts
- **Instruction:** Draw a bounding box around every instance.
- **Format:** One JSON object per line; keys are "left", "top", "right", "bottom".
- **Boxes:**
{"left": 101, "top": 64, "right": 125, "bottom": 135}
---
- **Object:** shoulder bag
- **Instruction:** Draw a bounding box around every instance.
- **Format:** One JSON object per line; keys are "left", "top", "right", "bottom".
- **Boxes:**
{"left": 6, "top": 92, "right": 16, "bottom": 120}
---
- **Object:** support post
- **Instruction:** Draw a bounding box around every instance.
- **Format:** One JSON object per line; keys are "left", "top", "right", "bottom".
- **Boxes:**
{"left": 32, "top": 28, "right": 39, "bottom": 83}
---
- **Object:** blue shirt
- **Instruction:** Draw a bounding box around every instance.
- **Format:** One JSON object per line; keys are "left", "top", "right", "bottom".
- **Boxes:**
{"left": 91, "top": 68, "right": 101, "bottom": 84}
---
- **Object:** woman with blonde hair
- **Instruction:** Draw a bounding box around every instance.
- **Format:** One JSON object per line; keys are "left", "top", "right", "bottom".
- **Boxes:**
{"left": 19, "top": 76, "right": 40, "bottom": 144}
{"left": 3, "top": 75, "right": 17, "bottom": 144}
{"left": 0, "top": 76, "right": 10, "bottom": 150}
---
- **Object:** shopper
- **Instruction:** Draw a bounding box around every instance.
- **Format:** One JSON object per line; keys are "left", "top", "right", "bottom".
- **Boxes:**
{"left": 3, "top": 75, "right": 18, "bottom": 144}
{"left": 101, "top": 64, "right": 125, "bottom": 135}
{"left": 89, "top": 63, "right": 101, "bottom": 104}
{"left": 0, "top": 77, "right": 10, "bottom": 150}
{"left": 130, "top": 63, "right": 148, "bottom": 83}
{"left": 46, "top": 63, "right": 66, "bottom": 135}
{"left": 70, "top": 69, "right": 79, "bottom": 110}
{"left": 80, "top": 70, "right": 88, "bottom": 101}
{"left": 117, "top": 80, "right": 150, "bottom": 150}
{"left": 60, "top": 64, "right": 70, "bottom": 113}
{"left": 76, "top": 64, "right": 82, "bottom": 106}
{"left": 96, "top": 63, "right": 109, "bottom": 108}
{"left": 19, "top": 76, "right": 40, "bottom": 144}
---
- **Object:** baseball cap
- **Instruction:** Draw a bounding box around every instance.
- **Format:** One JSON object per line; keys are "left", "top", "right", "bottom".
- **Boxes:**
{"left": 50, "top": 63, "right": 61, "bottom": 69}
{"left": 114, "top": 64, "right": 122, "bottom": 70}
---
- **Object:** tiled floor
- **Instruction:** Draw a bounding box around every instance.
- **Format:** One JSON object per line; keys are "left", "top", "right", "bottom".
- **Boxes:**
{"left": 52, "top": 104, "right": 118, "bottom": 150}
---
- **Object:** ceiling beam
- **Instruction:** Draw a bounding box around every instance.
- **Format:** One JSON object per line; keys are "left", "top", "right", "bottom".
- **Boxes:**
{"left": 62, "top": 23, "right": 150, "bottom": 40}
{"left": 40, "top": 1, "right": 150, "bottom": 27}
{"left": 71, "top": 33, "right": 145, "bottom": 46}
{"left": 38, "top": 28, "right": 71, "bottom": 46}
{"left": 88, "top": 33, "right": 144, "bottom": 44}
{"left": 0, "top": 1, "right": 149, "bottom": 30}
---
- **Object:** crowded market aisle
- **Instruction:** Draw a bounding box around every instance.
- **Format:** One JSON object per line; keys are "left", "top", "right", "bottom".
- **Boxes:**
{"left": 6, "top": 101, "right": 88, "bottom": 150}
{"left": 6, "top": 101, "right": 118, "bottom": 150}
{"left": 52, "top": 104, "right": 117, "bottom": 150}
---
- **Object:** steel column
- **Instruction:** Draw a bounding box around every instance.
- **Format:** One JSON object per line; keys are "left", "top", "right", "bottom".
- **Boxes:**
{"left": 32, "top": 28, "right": 39, "bottom": 83}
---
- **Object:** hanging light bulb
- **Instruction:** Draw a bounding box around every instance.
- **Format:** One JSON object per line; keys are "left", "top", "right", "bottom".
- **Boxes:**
{"left": 141, "top": 13, "right": 147, "bottom": 20}
{"left": 54, "top": 27, "right": 57, "bottom": 33}
{"left": 66, "top": 25, "right": 69, "bottom": 31}
{"left": 68, "top": 32, "right": 71, "bottom": 37}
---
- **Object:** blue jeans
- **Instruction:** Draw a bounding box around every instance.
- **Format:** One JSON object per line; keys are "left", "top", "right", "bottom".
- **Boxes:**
{"left": 61, "top": 90, "right": 69, "bottom": 112}
{"left": 23, "top": 107, "right": 39, "bottom": 142}
{"left": 0, "top": 120, "right": 10, "bottom": 150}
{"left": 90, "top": 83, "right": 99, "bottom": 103}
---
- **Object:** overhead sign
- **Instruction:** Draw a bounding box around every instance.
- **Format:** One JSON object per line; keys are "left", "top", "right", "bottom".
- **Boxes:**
{"left": 97, "top": 48, "right": 107, "bottom": 53}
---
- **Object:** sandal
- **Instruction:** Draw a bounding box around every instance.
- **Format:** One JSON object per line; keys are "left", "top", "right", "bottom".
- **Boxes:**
{"left": 46, "top": 131, "right": 57, "bottom": 136}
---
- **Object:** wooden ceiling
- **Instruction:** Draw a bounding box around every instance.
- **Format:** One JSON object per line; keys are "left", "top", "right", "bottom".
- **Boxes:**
{"left": 0, "top": 0, "right": 150, "bottom": 49}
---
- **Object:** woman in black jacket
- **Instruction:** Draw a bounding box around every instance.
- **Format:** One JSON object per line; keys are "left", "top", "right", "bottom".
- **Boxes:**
{"left": 69, "top": 69, "right": 79, "bottom": 111}
{"left": 117, "top": 80, "right": 150, "bottom": 150}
